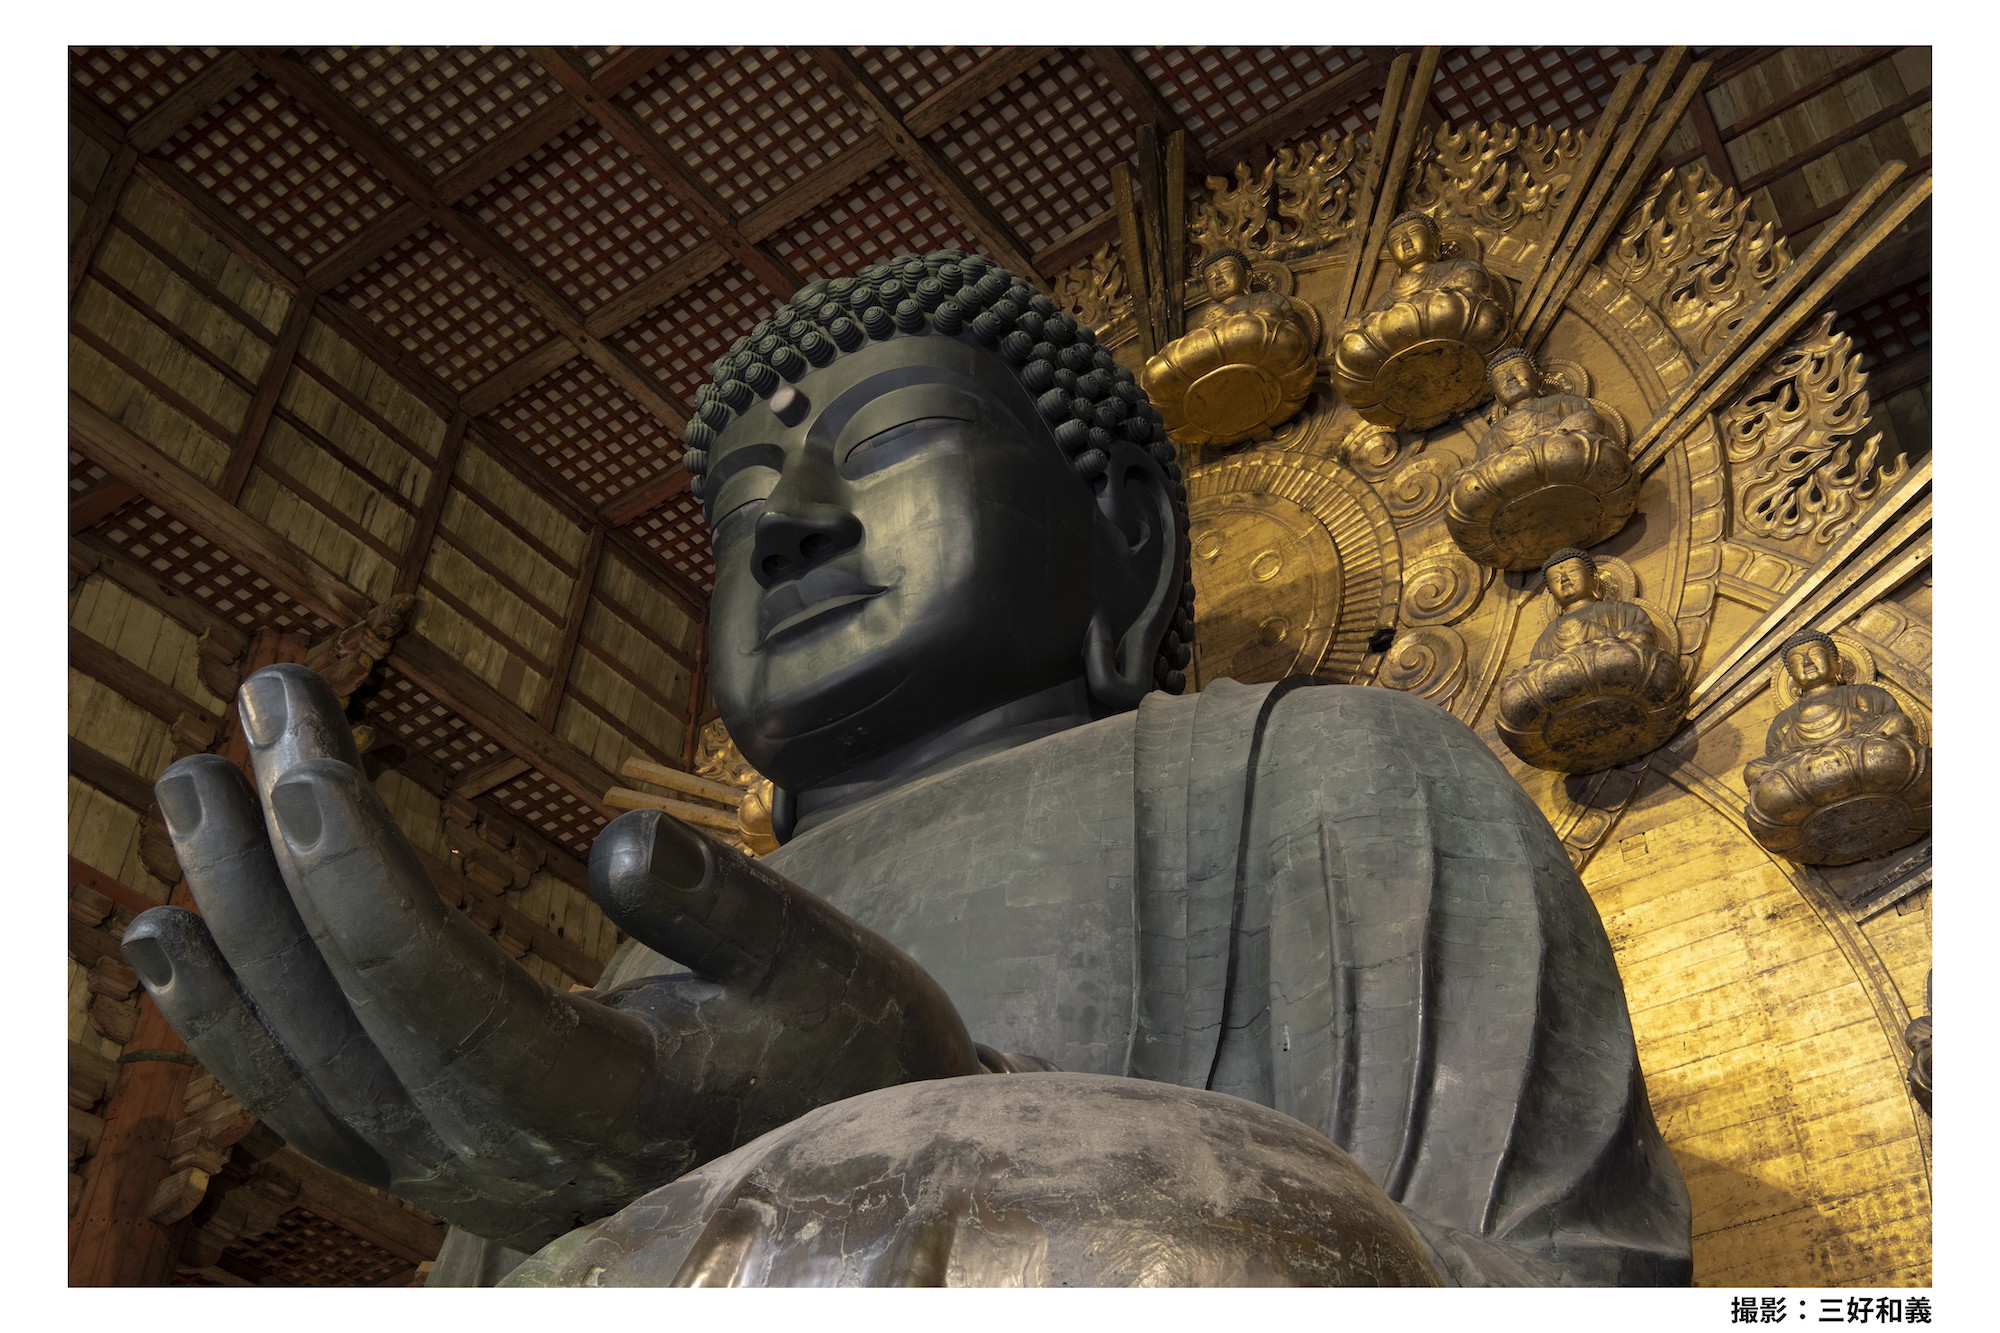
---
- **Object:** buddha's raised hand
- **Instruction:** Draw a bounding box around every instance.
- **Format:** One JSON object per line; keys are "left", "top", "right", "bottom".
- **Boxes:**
{"left": 122, "top": 664, "right": 983, "bottom": 1252}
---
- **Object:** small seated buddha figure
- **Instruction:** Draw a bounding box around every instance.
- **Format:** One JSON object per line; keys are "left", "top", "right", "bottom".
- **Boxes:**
{"left": 1497, "top": 548, "right": 1688, "bottom": 773}
{"left": 1742, "top": 629, "right": 1931, "bottom": 866}
{"left": 1330, "top": 211, "right": 1514, "bottom": 431}
{"left": 1140, "top": 249, "right": 1321, "bottom": 449}
{"left": 1444, "top": 348, "right": 1639, "bottom": 570}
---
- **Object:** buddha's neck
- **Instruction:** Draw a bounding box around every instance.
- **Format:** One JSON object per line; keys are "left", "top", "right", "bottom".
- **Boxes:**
{"left": 785, "top": 677, "right": 1097, "bottom": 837}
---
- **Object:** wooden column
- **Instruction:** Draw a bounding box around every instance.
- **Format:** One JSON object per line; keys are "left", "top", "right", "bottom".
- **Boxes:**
{"left": 68, "top": 627, "right": 308, "bottom": 1286}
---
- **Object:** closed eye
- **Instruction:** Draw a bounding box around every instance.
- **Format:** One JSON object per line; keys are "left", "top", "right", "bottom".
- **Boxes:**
{"left": 841, "top": 415, "right": 969, "bottom": 476}
{"left": 712, "top": 496, "right": 765, "bottom": 549}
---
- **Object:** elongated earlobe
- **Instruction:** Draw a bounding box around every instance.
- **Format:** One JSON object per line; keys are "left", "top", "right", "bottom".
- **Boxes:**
{"left": 1082, "top": 459, "right": 1181, "bottom": 712}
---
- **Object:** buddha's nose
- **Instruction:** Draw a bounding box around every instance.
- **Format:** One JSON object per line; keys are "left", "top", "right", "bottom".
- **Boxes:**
{"left": 752, "top": 504, "right": 862, "bottom": 587}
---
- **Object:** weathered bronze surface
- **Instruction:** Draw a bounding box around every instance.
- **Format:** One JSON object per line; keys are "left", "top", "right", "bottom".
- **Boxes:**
{"left": 1742, "top": 630, "right": 1931, "bottom": 866}
{"left": 125, "top": 248, "right": 1688, "bottom": 1288}
{"left": 1498, "top": 549, "right": 1689, "bottom": 773}
{"left": 1141, "top": 250, "right": 1320, "bottom": 449}
{"left": 507, "top": 1075, "right": 1444, "bottom": 1287}
{"left": 1329, "top": 212, "right": 1514, "bottom": 431}
{"left": 1444, "top": 349, "right": 1638, "bottom": 569}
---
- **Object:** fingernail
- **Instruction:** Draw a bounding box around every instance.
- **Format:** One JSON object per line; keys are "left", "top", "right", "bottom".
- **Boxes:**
{"left": 122, "top": 933, "right": 172, "bottom": 988}
{"left": 649, "top": 811, "right": 709, "bottom": 889}
{"left": 271, "top": 779, "right": 324, "bottom": 850}
{"left": 156, "top": 772, "right": 202, "bottom": 838}
{"left": 240, "top": 671, "right": 289, "bottom": 747}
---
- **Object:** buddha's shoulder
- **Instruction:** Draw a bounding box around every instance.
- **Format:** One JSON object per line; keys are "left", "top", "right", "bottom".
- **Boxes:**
{"left": 1192, "top": 677, "right": 1494, "bottom": 759}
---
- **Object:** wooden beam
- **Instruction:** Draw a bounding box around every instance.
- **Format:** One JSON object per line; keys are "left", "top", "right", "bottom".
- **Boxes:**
{"left": 129, "top": 152, "right": 306, "bottom": 292}
{"left": 451, "top": 752, "right": 530, "bottom": 799}
{"left": 72, "top": 393, "right": 372, "bottom": 627}
{"left": 1867, "top": 348, "right": 1931, "bottom": 400}
{"left": 460, "top": 335, "right": 582, "bottom": 416}
{"left": 387, "top": 747, "right": 589, "bottom": 894}
{"left": 70, "top": 481, "right": 139, "bottom": 534}
{"left": 811, "top": 47, "right": 1045, "bottom": 282}
{"left": 1737, "top": 87, "right": 1931, "bottom": 195}
{"left": 71, "top": 395, "right": 626, "bottom": 813}
{"left": 738, "top": 143, "right": 895, "bottom": 244}
{"left": 1722, "top": 47, "right": 1899, "bottom": 139}
{"left": 601, "top": 466, "right": 692, "bottom": 527}
{"left": 70, "top": 856, "right": 162, "bottom": 919}
{"left": 1033, "top": 211, "right": 1121, "bottom": 279}
{"left": 70, "top": 145, "right": 136, "bottom": 305}
{"left": 1686, "top": 91, "right": 1740, "bottom": 189}
{"left": 247, "top": 51, "right": 693, "bottom": 437}
{"left": 531, "top": 46, "right": 801, "bottom": 299}
{"left": 71, "top": 534, "right": 250, "bottom": 654}
{"left": 905, "top": 47, "right": 1056, "bottom": 137}
{"left": 539, "top": 526, "right": 607, "bottom": 727}
{"left": 1088, "top": 49, "right": 1209, "bottom": 179}
{"left": 219, "top": 290, "right": 318, "bottom": 504}
{"left": 69, "top": 628, "right": 220, "bottom": 732}
{"left": 582, "top": 239, "right": 731, "bottom": 338}
{"left": 303, "top": 204, "right": 428, "bottom": 291}
{"left": 127, "top": 52, "right": 255, "bottom": 154}
{"left": 70, "top": 738, "right": 155, "bottom": 812}
{"left": 1207, "top": 54, "right": 1393, "bottom": 173}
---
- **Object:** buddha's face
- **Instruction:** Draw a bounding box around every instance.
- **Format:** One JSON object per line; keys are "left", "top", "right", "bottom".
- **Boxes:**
{"left": 1785, "top": 640, "right": 1838, "bottom": 691}
{"left": 702, "top": 335, "right": 1102, "bottom": 792}
{"left": 1545, "top": 556, "right": 1597, "bottom": 608}
{"left": 1205, "top": 256, "right": 1249, "bottom": 300}
{"left": 1490, "top": 356, "right": 1539, "bottom": 410}
{"left": 1388, "top": 218, "right": 1440, "bottom": 269}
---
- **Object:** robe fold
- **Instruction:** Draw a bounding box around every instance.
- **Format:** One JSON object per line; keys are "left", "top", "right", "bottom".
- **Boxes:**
{"left": 445, "top": 678, "right": 1690, "bottom": 1286}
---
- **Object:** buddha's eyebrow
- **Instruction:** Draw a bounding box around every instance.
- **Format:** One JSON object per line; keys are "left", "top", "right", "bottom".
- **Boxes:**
{"left": 703, "top": 442, "right": 787, "bottom": 497}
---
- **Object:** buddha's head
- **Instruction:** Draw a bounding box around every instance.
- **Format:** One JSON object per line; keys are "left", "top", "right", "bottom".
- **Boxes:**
{"left": 1779, "top": 629, "right": 1840, "bottom": 693}
{"left": 1487, "top": 347, "right": 1542, "bottom": 410}
{"left": 1542, "top": 547, "right": 1599, "bottom": 609}
{"left": 1202, "top": 249, "right": 1252, "bottom": 302}
{"left": 1386, "top": 212, "right": 1443, "bottom": 270}
{"left": 684, "top": 251, "right": 1193, "bottom": 795}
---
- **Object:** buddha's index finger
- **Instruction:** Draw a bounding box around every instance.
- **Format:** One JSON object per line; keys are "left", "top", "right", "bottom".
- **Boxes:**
{"left": 589, "top": 811, "right": 974, "bottom": 1048}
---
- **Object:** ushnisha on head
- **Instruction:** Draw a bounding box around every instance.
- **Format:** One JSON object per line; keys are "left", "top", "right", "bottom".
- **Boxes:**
{"left": 1487, "top": 346, "right": 1541, "bottom": 410}
{"left": 1541, "top": 546, "right": 1598, "bottom": 607}
{"left": 683, "top": 249, "right": 1196, "bottom": 698}
{"left": 1201, "top": 247, "right": 1252, "bottom": 298}
{"left": 1778, "top": 628, "right": 1840, "bottom": 689}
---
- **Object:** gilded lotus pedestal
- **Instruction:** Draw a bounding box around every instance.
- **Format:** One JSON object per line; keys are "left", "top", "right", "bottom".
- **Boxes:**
{"left": 1444, "top": 351, "right": 1638, "bottom": 570}
{"left": 1742, "top": 630, "right": 1931, "bottom": 866}
{"left": 1143, "top": 250, "right": 1320, "bottom": 448}
{"left": 1329, "top": 212, "right": 1513, "bottom": 432}
{"left": 1497, "top": 550, "right": 1688, "bottom": 774}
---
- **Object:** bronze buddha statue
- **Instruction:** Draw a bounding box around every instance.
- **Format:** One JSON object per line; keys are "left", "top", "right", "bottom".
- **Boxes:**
{"left": 1444, "top": 348, "right": 1639, "bottom": 570}
{"left": 1140, "top": 248, "right": 1321, "bottom": 449}
{"left": 1497, "top": 547, "right": 1689, "bottom": 773}
{"left": 1742, "top": 629, "right": 1931, "bottom": 866}
{"left": 1329, "top": 211, "right": 1514, "bottom": 431}
{"left": 124, "top": 252, "right": 1689, "bottom": 1288}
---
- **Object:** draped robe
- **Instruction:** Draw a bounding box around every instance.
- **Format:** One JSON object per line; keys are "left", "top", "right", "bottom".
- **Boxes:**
{"left": 456, "top": 678, "right": 1690, "bottom": 1286}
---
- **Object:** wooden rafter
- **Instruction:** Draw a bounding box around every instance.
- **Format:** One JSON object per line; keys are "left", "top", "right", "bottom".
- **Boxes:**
{"left": 530, "top": 46, "right": 802, "bottom": 299}
{"left": 69, "top": 628, "right": 220, "bottom": 731}
{"left": 70, "top": 394, "right": 625, "bottom": 813}
{"left": 1087, "top": 48, "right": 1210, "bottom": 180}
{"left": 219, "top": 291, "right": 317, "bottom": 503}
{"left": 243, "top": 51, "right": 695, "bottom": 436}
{"left": 811, "top": 47, "right": 1045, "bottom": 282}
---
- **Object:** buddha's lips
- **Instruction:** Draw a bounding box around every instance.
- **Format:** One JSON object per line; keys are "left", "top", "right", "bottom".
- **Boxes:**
{"left": 759, "top": 566, "right": 888, "bottom": 643}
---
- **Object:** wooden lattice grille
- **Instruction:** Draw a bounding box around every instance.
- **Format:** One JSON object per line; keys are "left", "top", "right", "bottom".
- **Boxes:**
{"left": 1431, "top": 46, "right": 1660, "bottom": 133}
{"left": 334, "top": 224, "right": 557, "bottom": 392}
{"left": 94, "top": 503, "right": 330, "bottom": 636}
{"left": 365, "top": 671, "right": 505, "bottom": 782}
{"left": 623, "top": 48, "right": 878, "bottom": 217}
{"left": 490, "top": 769, "right": 610, "bottom": 862}
{"left": 163, "top": 75, "right": 410, "bottom": 266}
{"left": 465, "top": 120, "right": 711, "bottom": 315}
{"left": 226, "top": 1205, "right": 416, "bottom": 1286}
{"left": 621, "top": 262, "right": 776, "bottom": 407}
{"left": 1837, "top": 275, "right": 1931, "bottom": 373}
{"left": 487, "top": 358, "right": 683, "bottom": 510}
{"left": 767, "top": 161, "right": 985, "bottom": 283}
{"left": 631, "top": 494, "right": 715, "bottom": 591}
{"left": 303, "top": 47, "right": 565, "bottom": 174}
{"left": 1134, "top": 47, "right": 1363, "bottom": 145}
{"left": 856, "top": 46, "right": 993, "bottom": 112}
{"left": 70, "top": 47, "right": 231, "bottom": 124}
{"left": 935, "top": 50, "right": 1144, "bottom": 255}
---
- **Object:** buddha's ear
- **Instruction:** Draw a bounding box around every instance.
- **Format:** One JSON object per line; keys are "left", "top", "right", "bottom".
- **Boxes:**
{"left": 1083, "top": 453, "right": 1182, "bottom": 712}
